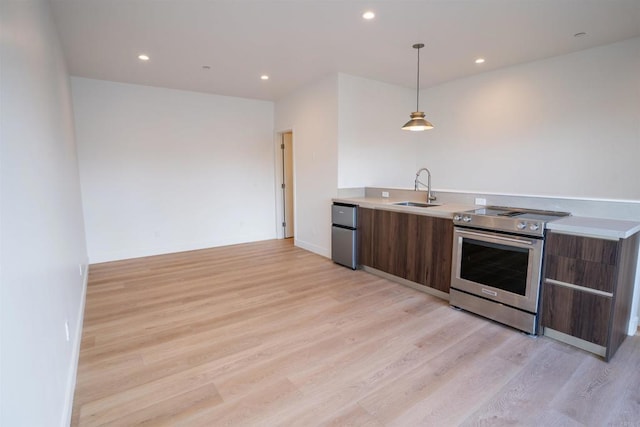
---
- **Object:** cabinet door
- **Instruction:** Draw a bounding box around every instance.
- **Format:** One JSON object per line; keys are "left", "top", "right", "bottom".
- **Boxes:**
{"left": 357, "top": 207, "right": 374, "bottom": 267}
{"left": 542, "top": 283, "right": 611, "bottom": 346}
{"left": 372, "top": 209, "right": 408, "bottom": 277}
{"left": 404, "top": 213, "right": 428, "bottom": 285}
{"left": 422, "top": 216, "right": 453, "bottom": 293}
{"left": 372, "top": 210, "right": 453, "bottom": 293}
{"left": 544, "top": 232, "right": 618, "bottom": 293}
{"left": 405, "top": 214, "right": 453, "bottom": 292}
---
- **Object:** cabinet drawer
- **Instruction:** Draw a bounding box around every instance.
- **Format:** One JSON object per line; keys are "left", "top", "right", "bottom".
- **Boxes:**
{"left": 544, "top": 232, "right": 619, "bottom": 293}
{"left": 545, "top": 232, "right": 618, "bottom": 264}
{"left": 542, "top": 283, "right": 611, "bottom": 346}
{"left": 544, "top": 254, "right": 616, "bottom": 293}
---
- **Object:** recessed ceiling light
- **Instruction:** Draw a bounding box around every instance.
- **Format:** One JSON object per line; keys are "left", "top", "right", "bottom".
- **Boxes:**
{"left": 574, "top": 32, "right": 587, "bottom": 38}
{"left": 475, "top": 58, "right": 485, "bottom": 64}
{"left": 362, "top": 11, "right": 375, "bottom": 20}
{"left": 260, "top": 75, "right": 269, "bottom": 80}
{"left": 138, "top": 54, "right": 150, "bottom": 61}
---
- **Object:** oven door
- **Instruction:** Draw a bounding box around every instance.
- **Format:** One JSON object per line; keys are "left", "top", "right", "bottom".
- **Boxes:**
{"left": 451, "top": 227, "right": 543, "bottom": 313}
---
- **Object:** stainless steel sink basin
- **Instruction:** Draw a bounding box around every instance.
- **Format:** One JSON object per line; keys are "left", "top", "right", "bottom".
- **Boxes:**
{"left": 392, "top": 201, "right": 440, "bottom": 208}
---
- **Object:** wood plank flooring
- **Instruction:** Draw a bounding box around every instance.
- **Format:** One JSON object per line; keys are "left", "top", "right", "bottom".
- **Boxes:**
{"left": 71, "top": 239, "right": 640, "bottom": 426}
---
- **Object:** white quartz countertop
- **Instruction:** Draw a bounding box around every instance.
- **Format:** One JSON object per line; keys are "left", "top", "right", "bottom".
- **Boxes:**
{"left": 335, "top": 196, "right": 640, "bottom": 238}
{"left": 332, "top": 196, "right": 477, "bottom": 219}
{"left": 546, "top": 216, "right": 640, "bottom": 240}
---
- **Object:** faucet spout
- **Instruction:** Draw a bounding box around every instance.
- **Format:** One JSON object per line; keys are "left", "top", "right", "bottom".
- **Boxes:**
{"left": 414, "top": 167, "right": 436, "bottom": 202}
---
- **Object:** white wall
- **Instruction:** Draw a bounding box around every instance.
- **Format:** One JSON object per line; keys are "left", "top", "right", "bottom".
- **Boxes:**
{"left": 275, "top": 74, "right": 339, "bottom": 257}
{"left": 336, "top": 38, "right": 640, "bottom": 202}
{"left": 72, "top": 78, "right": 276, "bottom": 263}
{"left": 418, "top": 37, "right": 640, "bottom": 201}
{"left": 337, "top": 74, "right": 429, "bottom": 189}
{"left": 0, "top": 1, "right": 88, "bottom": 426}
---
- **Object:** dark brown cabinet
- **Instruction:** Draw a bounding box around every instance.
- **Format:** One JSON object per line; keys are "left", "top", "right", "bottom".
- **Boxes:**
{"left": 358, "top": 207, "right": 453, "bottom": 294}
{"left": 542, "top": 231, "right": 639, "bottom": 361}
{"left": 370, "top": 209, "right": 407, "bottom": 278}
{"left": 357, "top": 207, "right": 374, "bottom": 267}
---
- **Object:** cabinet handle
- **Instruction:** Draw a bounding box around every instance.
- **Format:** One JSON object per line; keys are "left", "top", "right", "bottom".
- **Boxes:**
{"left": 544, "top": 278, "right": 613, "bottom": 298}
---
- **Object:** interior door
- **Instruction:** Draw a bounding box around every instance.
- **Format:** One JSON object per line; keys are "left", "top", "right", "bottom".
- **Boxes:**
{"left": 282, "top": 132, "right": 294, "bottom": 238}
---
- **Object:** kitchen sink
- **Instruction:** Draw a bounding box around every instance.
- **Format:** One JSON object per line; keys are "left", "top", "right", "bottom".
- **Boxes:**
{"left": 392, "top": 201, "right": 440, "bottom": 208}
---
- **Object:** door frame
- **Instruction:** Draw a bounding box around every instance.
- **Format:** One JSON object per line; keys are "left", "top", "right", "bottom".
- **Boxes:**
{"left": 274, "top": 129, "right": 295, "bottom": 240}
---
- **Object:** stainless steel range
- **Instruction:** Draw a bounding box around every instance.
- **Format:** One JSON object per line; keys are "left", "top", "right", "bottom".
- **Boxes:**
{"left": 450, "top": 206, "right": 570, "bottom": 334}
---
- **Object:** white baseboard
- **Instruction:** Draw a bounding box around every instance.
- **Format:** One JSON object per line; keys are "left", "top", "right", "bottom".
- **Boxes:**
{"left": 294, "top": 238, "right": 330, "bottom": 258}
{"left": 61, "top": 264, "right": 89, "bottom": 427}
{"left": 88, "top": 235, "right": 278, "bottom": 263}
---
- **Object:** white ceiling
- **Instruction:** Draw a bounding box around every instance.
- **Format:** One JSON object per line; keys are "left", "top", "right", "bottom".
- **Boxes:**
{"left": 51, "top": 0, "right": 640, "bottom": 102}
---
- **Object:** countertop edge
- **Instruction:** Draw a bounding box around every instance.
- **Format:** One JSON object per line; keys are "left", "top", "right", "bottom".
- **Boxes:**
{"left": 546, "top": 216, "right": 640, "bottom": 240}
{"left": 332, "top": 197, "right": 477, "bottom": 219}
{"left": 334, "top": 198, "right": 640, "bottom": 239}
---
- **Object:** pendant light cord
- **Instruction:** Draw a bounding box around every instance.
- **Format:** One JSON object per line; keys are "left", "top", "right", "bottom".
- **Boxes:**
{"left": 402, "top": 42, "right": 433, "bottom": 130}
{"left": 416, "top": 46, "right": 420, "bottom": 111}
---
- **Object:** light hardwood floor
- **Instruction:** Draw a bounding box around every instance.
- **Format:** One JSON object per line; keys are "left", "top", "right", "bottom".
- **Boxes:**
{"left": 72, "top": 239, "right": 640, "bottom": 426}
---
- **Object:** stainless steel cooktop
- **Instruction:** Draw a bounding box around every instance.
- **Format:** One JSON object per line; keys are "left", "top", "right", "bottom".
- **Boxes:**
{"left": 452, "top": 206, "right": 571, "bottom": 237}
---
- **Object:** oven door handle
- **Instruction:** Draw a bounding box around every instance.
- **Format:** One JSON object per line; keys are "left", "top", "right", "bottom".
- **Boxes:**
{"left": 456, "top": 229, "right": 534, "bottom": 245}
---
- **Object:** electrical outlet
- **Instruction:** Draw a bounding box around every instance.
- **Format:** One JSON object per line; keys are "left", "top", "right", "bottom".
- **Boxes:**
{"left": 65, "top": 321, "right": 70, "bottom": 342}
{"left": 475, "top": 197, "right": 487, "bottom": 206}
{"left": 382, "top": 191, "right": 390, "bottom": 198}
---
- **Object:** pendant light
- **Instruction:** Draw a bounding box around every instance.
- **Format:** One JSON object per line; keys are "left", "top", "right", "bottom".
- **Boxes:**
{"left": 402, "top": 43, "right": 434, "bottom": 131}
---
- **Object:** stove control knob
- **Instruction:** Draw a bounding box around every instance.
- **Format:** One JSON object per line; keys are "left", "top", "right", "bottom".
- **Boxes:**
{"left": 462, "top": 216, "right": 472, "bottom": 223}
{"left": 517, "top": 222, "right": 527, "bottom": 230}
{"left": 529, "top": 223, "right": 540, "bottom": 231}
{"left": 453, "top": 214, "right": 462, "bottom": 221}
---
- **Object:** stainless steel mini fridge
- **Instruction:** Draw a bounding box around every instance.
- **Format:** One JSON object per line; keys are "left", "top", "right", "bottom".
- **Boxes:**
{"left": 331, "top": 203, "right": 357, "bottom": 269}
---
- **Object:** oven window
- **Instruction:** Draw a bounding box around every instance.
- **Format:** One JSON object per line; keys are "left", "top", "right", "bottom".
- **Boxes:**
{"left": 460, "top": 238, "right": 529, "bottom": 296}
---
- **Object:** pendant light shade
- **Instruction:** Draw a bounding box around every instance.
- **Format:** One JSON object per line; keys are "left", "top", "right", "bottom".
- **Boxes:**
{"left": 402, "top": 112, "right": 433, "bottom": 131}
{"left": 402, "top": 43, "right": 434, "bottom": 131}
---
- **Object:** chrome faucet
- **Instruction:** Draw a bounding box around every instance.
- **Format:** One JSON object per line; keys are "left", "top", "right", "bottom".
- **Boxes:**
{"left": 414, "top": 167, "right": 436, "bottom": 202}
